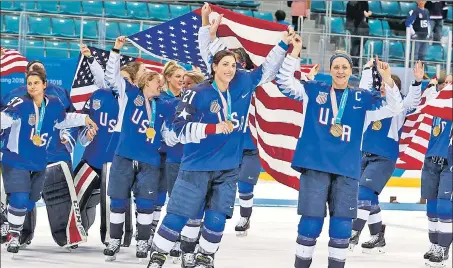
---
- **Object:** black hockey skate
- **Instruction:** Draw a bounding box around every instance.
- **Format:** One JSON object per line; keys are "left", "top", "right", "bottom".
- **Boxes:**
{"left": 7, "top": 232, "right": 20, "bottom": 258}
{"left": 0, "top": 222, "right": 8, "bottom": 244}
{"left": 194, "top": 253, "right": 214, "bottom": 268}
{"left": 136, "top": 240, "right": 150, "bottom": 261}
{"left": 147, "top": 251, "right": 167, "bottom": 268}
{"left": 104, "top": 238, "right": 121, "bottom": 261}
{"left": 235, "top": 216, "right": 250, "bottom": 237}
{"left": 181, "top": 252, "right": 196, "bottom": 268}
{"left": 170, "top": 241, "right": 182, "bottom": 263}
{"left": 424, "top": 244, "right": 438, "bottom": 261}
{"left": 348, "top": 230, "right": 361, "bottom": 252}
{"left": 362, "top": 224, "right": 386, "bottom": 254}
{"left": 427, "top": 245, "right": 449, "bottom": 267}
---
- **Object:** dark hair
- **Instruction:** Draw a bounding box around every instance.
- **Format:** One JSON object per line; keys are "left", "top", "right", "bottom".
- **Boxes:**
{"left": 26, "top": 71, "right": 47, "bottom": 84}
{"left": 210, "top": 50, "right": 237, "bottom": 80}
{"left": 231, "top": 48, "right": 254, "bottom": 70}
{"left": 391, "top": 74, "right": 401, "bottom": 91}
{"left": 26, "top": 60, "right": 44, "bottom": 72}
{"left": 275, "top": 10, "right": 286, "bottom": 21}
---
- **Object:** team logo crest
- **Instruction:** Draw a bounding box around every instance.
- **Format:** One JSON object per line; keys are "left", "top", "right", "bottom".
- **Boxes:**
{"left": 316, "top": 92, "right": 328, "bottom": 104}
{"left": 92, "top": 99, "right": 101, "bottom": 110}
{"left": 28, "top": 114, "right": 36, "bottom": 126}
{"left": 210, "top": 100, "right": 221, "bottom": 113}
{"left": 134, "top": 95, "right": 144, "bottom": 106}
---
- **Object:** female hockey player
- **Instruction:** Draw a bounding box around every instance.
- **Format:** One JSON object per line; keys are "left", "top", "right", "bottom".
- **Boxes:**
{"left": 420, "top": 74, "right": 452, "bottom": 268}
{"left": 147, "top": 18, "right": 292, "bottom": 268}
{"left": 183, "top": 71, "right": 206, "bottom": 89}
{"left": 275, "top": 34, "right": 404, "bottom": 268}
{"left": 349, "top": 60, "right": 424, "bottom": 253}
{"left": 1, "top": 71, "right": 98, "bottom": 255}
{"left": 102, "top": 36, "right": 178, "bottom": 262}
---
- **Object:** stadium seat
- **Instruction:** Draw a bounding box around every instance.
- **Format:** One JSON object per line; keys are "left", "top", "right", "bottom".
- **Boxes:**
{"left": 46, "top": 40, "right": 69, "bottom": 58}
{"left": 399, "top": 1, "right": 416, "bottom": 17}
{"left": 1, "top": 38, "right": 18, "bottom": 49}
{"left": 59, "top": 1, "right": 82, "bottom": 15}
{"left": 234, "top": 9, "right": 253, "bottom": 17}
{"left": 37, "top": 1, "right": 60, "bottom": 13}
{"left": 52, "top": 18, "right": 76, "bottom": 37}
{"left": 15, "top": 1, "right": 38, "bottom": 11}
{"left": 68, "top": 42, "right": 82, "bottom": 58}
{"left": 301, "top": 58, "right": 313, "bottom": 65}
{"left": 148, "top": 4, "right": 170, "bottom": 21}
{"left": 102, "top": 21, "right": 120, "bottom": 40}
{"left": 28, "top": 16, "right": 52, "bottom": 36}
{"left": 368, "top": 19, "right": 384, "bottom": 37}
{"left": 447, "top": 6, "right": 452, "bottom": 23}
{"left": 368, "top": 1, "right": 383, "bottom": 17}
{"left": 238, "top": 1, "right": 260, "bottom": 8}
{"left": 426, "top": 65, "right": 437, "bottom": 78}
{"left": 380, "top": 1, "right": 400, "bottom": 17}
{"left": 253, "top": 11, "right": 273, "bottom": 21}
{"left": 190, "top": 5, "right": 202, "bottom": 11}
{"left": 424, "top": 44, "right": 444, "bottom": 61}
{"left": 381, "top": 20, "right": 393, "bottom": 37}
{"left": 326, "top": 17, "right": 345, "bottom": 34}
{"left": 121, "top": 46, "right": 139, "bottom": 57}
{"left": 331, "top": 1, "right": 345, "bottom": 15}
{"left": 1, "top": 1, "right": 15, "bottom": 10}
{"left": 126, "top": 1, "right": 149, "bottom": 19}
{"left": 4, "top": 15, "right": 20, "bottom": 34}
{"left": 81, "top": 1, "right": 104, "bottom": 16}
{"left": 142, "top": 22, "right": 156, "bottom": 30}
{"left": 389, "top": 41, "right": 404, "bottom": 60}
{"left": 119, "top": 22, "right": 141, "bottom": 37}
{"left": 24, "top": 40, "right": 45, "bottom": 58}
{"left": 310, "top": 1, "right": 325, "bottom": 13}
{"left": 169, "top": 4, "right": 191, "bottom": 18}
{"left": 364, "top": 40, "right": 383, "bottom": 57}
{"left": 104, "top": 1, "right": 128, "bottom": 18}
{"left": 74, "top": 19, "right": 98, "bottom": 39}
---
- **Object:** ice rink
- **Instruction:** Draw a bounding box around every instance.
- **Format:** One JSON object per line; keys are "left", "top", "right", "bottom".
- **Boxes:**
{"left": 2, "top": 181, "right": 452, "bottom": 268}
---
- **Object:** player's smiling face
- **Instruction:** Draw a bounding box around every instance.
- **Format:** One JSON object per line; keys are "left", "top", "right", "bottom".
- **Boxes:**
{"left": 330, "top": 57, "right": 351, "bottom": 89}
{"left": 167, "top": 68, "right": 185, "bottom": 91}
{"left": 27, "top": 75, "right": 46, "bottom": 99}
{"left": 213, "top": 55, "right": 237, "bottom": 84}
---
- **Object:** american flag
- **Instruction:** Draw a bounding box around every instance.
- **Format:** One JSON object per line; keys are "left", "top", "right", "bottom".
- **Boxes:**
{"left": 421, "top": 84, "right": 452, "bottom": 121}
{"left": 0, "top": 47, "right": 28, "bottom": 77}
{"left": 371, "top": 60, "right": 382, "bottom": 91}
{"left": 129, "top": 4, "right": 310, "bottom": 190}
{"left": 70, "top": 46, "right": 164, "bottom": 111}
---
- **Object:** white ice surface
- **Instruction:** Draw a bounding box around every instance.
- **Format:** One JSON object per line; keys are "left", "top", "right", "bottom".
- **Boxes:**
{"left": 1, "top": 181, "right": 450, "bottom": 268}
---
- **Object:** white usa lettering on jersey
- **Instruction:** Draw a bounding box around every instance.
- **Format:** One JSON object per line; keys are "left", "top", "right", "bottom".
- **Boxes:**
{"left": 131, "top": 108, "right": 155, "bottom": 143}
{"left": 99, "top": 112, "right": 117, "bottom": 133}
{"left": 29, "top": 129, "right": 49, "bottom": 147}
{"left": 215, "top": 111, "right": 246, "bottom": 132}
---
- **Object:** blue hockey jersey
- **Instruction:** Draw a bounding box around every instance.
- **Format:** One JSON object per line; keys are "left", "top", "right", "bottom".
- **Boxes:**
{"left": 80, "top": 88, "right": 119, "bottom": 169}
{"left": 276, "top": 55, "right": 404, "bottom": 179}
{"left": 1, "top": 95, "right": 87, "bottom": 171}
{"left": 426, "top": 119, "right": 452, "bottom": 159}
{"left": 160, "top": 91, "right": 183, "bottom": 163}
{"left": 1, "top": 83, "right": 77, "bottom": 163}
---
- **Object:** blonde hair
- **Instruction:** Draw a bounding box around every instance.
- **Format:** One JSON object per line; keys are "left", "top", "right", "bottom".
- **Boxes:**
{"left": 121, "top": 61, "right": 144, "bottom": 84}
{"left": 183, "top": 70, "right": 205, "bottom": 85}
{"left": 163, "top": 61, "right": 184, "bottom": 88}
{"left": 137, "top": 71, "right": 160, "bottom": 90}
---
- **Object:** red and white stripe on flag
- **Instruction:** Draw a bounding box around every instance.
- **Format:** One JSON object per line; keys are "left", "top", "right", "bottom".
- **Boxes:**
{"left": 204, "top": 5, "right": 310, "bottom": 190}
{"left": 421, "top": 84, "right": 452, "bottom": 121}
{"left": 0, "top": 47, "right": 28, "bottom": 77}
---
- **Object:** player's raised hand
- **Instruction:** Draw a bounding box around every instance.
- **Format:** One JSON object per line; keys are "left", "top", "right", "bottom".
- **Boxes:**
{"left": 307, "top": 64, "right": 320, "bottom": 80}
{"left": 80, "top": 44, "right": 91, "bottom": 57}
{"left": 201, "top": 2, "right": 212, "bottom": 26}
{"left": 210, "top": 14, "right": 223, "bottom": 41}
{"left": 290, "top": 34, "right": 302, "bottom": 58}
{"left": 413, "top": 60, "right": 425, "bottom": 83}
{"left": 114, "top": 36, "right": 127, "bottom": 51}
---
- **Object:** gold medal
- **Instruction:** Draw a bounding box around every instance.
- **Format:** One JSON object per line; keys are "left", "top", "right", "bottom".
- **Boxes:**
{"left": 433, "top": 125, "right": 441, "bottom": 137}
{"left": 32, "top": 134, "right": 42, "bottom": 146}
{"left": 372, "top": 120, "right": 382, "bottom": 131}
{"left": 330, "top": 124, "right": 343, "bottom": 137}
{"left": 146, "top": 127, "right": 156, "bottom": 139}
{"left": 226, "top": 120, "right": 234, "bottom": 131}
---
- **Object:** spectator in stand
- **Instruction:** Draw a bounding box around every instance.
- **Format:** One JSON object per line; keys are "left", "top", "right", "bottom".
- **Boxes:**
{"left": 287, "top": 1, "right": 310, "bottom": 32}
{"left": 275, "top": 10, "right": 290, "bottom": 26}
{"left": 345, "top": 1, "right": 372, "bottom": 67}
{"left": 406, "top": 1, "right": 431, "bottom": 60}
{"left": 426, "top": 1, "right": 448, "bottom": 42}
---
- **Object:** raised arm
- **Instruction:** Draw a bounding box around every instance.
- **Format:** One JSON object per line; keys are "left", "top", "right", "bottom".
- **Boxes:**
{"left": 275, "top": 34, "right": 307, "bottom": 101}
{"left": 403, "top": 61, "right": 424, "bottom": 112}
{"left": 105, "top": 36, "right": 127, "bottom": 100}
{"left": 198, "top": 4, "right": 226, "bottom": 71}
{"left": 81, "top": 44, "right": 107, "bottom": 89}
